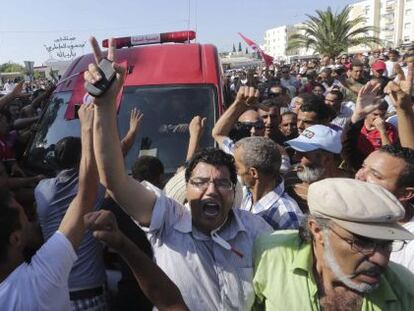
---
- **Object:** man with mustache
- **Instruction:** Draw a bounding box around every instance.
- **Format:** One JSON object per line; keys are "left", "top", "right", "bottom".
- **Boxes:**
{"left": 253, "top": 178, "right": 414, "bottom": 310}
{"left": 85, "top": 37, "right": 272, "bottom": 311}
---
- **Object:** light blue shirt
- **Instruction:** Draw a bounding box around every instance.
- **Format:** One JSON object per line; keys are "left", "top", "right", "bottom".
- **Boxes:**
{"left": 35, "top": 168, "right": 106, "bottom": 290}
{"left": 139, "top": 182, "right": 273, "bottom": 311}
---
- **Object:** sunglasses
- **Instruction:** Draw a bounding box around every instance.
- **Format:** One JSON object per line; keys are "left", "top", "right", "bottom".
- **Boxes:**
{"left": 268, "top": 92, "right": 281, "bottom": 98}
{"left": 239, "top": 121, "right": 265, "bottom": 131}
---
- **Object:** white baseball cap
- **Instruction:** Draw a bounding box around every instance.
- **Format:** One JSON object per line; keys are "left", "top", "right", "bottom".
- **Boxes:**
{"left": 286, "top": 124, "right": 342, "bottom": 154}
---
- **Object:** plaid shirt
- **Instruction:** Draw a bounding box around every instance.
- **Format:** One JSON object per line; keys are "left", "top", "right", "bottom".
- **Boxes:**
{"left": 241, "top": 180, "right": 303, "bottom": 230}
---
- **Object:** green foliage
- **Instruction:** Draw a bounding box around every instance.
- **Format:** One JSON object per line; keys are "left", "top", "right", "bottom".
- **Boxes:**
{"left": 287, "top": 6, "right": 382, "bottom": 58}
{"left": 0, "top": 62, "right": 25, "bottom": 73}
{"left": 33, "top": 71, "right": 45, "bottom": 80}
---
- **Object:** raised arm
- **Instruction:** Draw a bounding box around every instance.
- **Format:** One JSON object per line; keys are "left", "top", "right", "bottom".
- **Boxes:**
{"left": 58, "top": 104, "right": 99, "bottom": 249}
{"left": 212, "top": 86, "right": 259, "bottom": 148}
{"left": 350, "top": 81, "right": 382, "bottom": 124}
{"left": 86, "top": 37, "right": 155, "bottom": 226}
{"left": 120, "top": 108, "right": 143, "bottom": 156}
{"left": 13, "top": 116, "right": 40, "bottom": 130}
{"left": 186, "top": 115, "right": 206, "bottom": 162}
{"left": 85, "top": 210, "right": 189, "bottom": 311}
{"left": 387, "top": 62, "right": 414, "bottom": 149}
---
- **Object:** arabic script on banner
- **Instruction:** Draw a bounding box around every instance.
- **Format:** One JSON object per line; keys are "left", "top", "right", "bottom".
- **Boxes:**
{"left": 44, "top": 36, "right": 86, "bottom": 60}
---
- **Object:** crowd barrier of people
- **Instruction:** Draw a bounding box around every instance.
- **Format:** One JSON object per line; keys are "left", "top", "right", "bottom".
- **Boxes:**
{"left": 0, "top": 37, "right": 414, "bottom": 310}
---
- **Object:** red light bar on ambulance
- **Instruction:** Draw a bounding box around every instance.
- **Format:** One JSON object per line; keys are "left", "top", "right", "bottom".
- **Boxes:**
{"left": 102, "top": 31, "right": 196, "bottom": 48}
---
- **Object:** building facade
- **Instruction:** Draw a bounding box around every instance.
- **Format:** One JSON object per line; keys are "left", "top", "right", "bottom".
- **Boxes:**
{"left": 349, "top": 0, "right": 414, "bottom": 51}
{"left": 264, "top": 0, "right": 414, "bottom": 60}
{"left": 263, "top": 24, "right": 314, "bottom": 62}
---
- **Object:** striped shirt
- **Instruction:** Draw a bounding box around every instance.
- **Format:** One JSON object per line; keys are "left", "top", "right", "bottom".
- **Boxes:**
{"left": 240, "top": 180, "right": 303, "bottom": 230}
{"left": 139, "top": 182, "right": 273, "bottom": 311}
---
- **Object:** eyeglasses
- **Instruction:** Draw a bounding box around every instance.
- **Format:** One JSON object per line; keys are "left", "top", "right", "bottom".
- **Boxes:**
{"left": 329, "top": 226, "right": 407, "bottom": 255}
{"left": 188, "top": 178, "right": 234, "bottom": 192}
{"left": 240, "top": 121, "right": 265, "bottom": 131}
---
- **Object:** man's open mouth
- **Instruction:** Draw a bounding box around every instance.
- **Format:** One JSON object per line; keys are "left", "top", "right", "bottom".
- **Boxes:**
{"left": 202, "top": 202, "right": 220, "bottom": 217}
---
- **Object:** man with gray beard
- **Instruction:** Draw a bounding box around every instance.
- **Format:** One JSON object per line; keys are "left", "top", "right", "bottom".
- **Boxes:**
{"left": 284, "top": 125, "right": 351, "bottom": 212}
{"left": 253, "top": 178, "right": 414, "bottom": 311}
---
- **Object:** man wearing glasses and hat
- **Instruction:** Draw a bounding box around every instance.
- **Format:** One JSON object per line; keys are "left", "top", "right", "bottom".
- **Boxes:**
{"left": 253, "top": 178, "right": 414, "bottom": 310}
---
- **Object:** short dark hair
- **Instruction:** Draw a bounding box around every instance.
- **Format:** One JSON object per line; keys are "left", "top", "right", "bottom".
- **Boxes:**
{"left": 328, "top": 90, "right": 344, "bottom": 101}
{"left": 281, "top": 111, "right": 297, "bottom": 118}
{"left": 258, "top": 98, "right": 279, "bottom": 110}
{"left": 351, "top": 60, "right": 364, "bottom": 69}
{"left": 379, "top": 145, "right": 414, "bottom": 188}
{"left": 312, "top": 83, "right": 326, "bottom": 92}
{"left": 299, "top": 95, "right": 333, "bottom": 122}
{"left": 320, "top": 68, "right": 332, "bottom": 75}
{"left": 185, "top": 148, "right": 237, "bottom": 185}
{"left": 389, "top": 49, "right": 399, "bottom": 56}
{"left": 132, "top": 156, "right": 164, "bottom": 186}
{"left": 0, "top": 189, "right": 21, "bottom": 263}
{"left": 55, "top": 137, "right": 81, "bottom": 170}
{"left": 376, "top": 100, "right": 389, "bottom": 112}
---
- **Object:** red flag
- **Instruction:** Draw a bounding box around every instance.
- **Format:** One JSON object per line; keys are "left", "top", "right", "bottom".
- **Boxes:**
{"left": 238, "top": 32, "right": 273, "bottom": 67}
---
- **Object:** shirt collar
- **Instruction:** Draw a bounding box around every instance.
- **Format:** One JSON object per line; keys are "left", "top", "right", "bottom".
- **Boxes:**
{"left": 248, "top": 180, "right": 286, "bottom": 214}
{"left": 292, "top": 240, "right": 314, "bottom": 274}
{"left": 367, "top": 275, "right": 397, "bottom": 304}
{"left": 292, "top": 240, "right": 318, "bottom": 299}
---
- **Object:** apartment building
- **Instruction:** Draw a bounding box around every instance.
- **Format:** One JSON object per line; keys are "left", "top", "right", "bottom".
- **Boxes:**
{"left": 263, "top": 25, "right": 292, "bottom": 61}
{"left": 349, "top": 0, "right": 414, "bottom": 51}
{"left": 402, "top": 0, "right": 414, "bottom": 45}
{"left": 263, "top": 24, "right": 314, "bottom": 61}
{"left": 264, "top": 0, "right": 414, "bottom": 60}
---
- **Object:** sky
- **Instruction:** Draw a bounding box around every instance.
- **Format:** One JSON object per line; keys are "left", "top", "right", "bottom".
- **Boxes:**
{"left": 0, "top": 0, "right": 358, "bottom": 66}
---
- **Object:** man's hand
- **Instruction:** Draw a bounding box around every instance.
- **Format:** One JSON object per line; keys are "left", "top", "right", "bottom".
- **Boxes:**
{"left": 84, "top": 37, "right": 126, "bottom": 106}
{"left": 386, "top": 62, "right": 413, "bottom": 111}
{"left": 84, "top": 210, "right": 125, "bottom": 251}
{"left": 129, "top": 108, "right": 143, "bottom": 134}
{"left": 189, "top": 116, "right": 206, "bottom": 138}
{"left": 351, "top": 81, "right": 382, "bottom": 123}
{"left": 78, "top": 103, "right": 95, "bottom": 132}
{"left": 373, "top": 117, "right": 386, "bottom": 133}
{"left": 235, "top": 86, "right": 260, "bottom": 107}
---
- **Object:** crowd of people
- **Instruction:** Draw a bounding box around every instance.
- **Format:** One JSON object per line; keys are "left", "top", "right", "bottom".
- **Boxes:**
{"left": 0, "top": 35, "right": 414, "bottom": 310}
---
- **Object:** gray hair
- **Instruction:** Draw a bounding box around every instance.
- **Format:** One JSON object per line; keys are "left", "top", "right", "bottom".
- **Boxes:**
{"left": 234, "top": 136, "right": 281, "bottom": 176}
{"left": 299, "top": 214, "right": 331, "bottom": 242}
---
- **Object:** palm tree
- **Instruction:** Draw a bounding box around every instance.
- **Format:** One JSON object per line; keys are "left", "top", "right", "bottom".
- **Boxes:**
{"left": 287, "top": 6, "right": 381, "bottom": 58}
